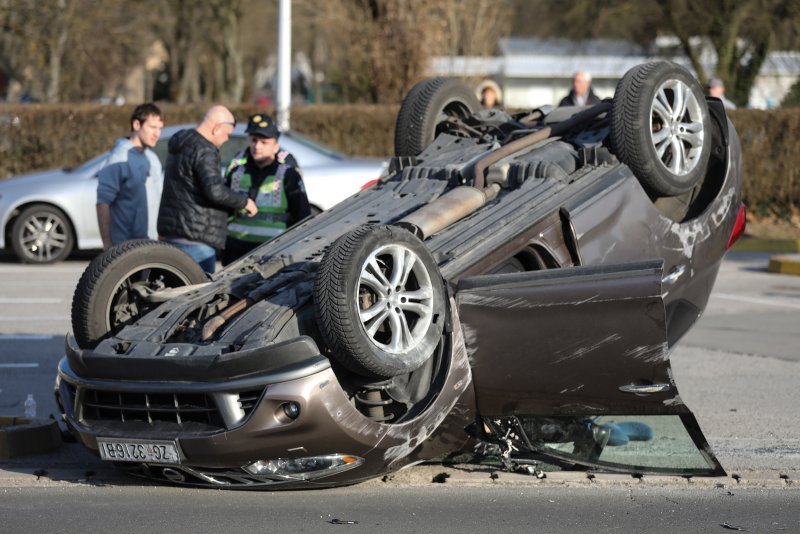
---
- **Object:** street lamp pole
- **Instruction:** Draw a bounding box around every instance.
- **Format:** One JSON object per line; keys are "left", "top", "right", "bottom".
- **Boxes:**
{"left": 276, "top": 0, "right": 292, "bottom": 131}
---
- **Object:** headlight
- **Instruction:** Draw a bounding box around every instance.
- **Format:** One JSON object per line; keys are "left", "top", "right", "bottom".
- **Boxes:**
{"left": 243, "top": 454, "right": 363, "bottom": 480}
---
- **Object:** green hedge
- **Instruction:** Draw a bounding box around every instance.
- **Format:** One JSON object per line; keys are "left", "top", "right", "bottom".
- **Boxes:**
{"left": 0, "top": 104, "right": 796, "bottom": 216}
{"left": 727, "top": 109, "right": 800, "bottom": 217}
{"left": 0, "top": 104, "right": 398, "bottom": 178}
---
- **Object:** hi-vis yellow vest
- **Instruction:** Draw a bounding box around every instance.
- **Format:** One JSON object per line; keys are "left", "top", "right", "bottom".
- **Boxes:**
{"left": 226, "top": 152, "right": 290, "bottom": 243}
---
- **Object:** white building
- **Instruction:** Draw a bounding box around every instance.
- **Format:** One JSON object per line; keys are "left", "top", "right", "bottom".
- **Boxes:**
{"left": 430, "top": 37, "right": 800, "bottom": 110}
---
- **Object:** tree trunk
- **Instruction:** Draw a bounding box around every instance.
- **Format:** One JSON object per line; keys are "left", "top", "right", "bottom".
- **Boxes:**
{"left": 220, "top": 5, "right": 244, "bottom": 102}
{"left": 45, "top": 0, "right": 75, "bottom": 102}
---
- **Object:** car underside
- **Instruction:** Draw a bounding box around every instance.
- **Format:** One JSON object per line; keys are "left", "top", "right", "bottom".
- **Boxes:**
{"left": 56, "top": 61, "right": 744, "bottom": 488}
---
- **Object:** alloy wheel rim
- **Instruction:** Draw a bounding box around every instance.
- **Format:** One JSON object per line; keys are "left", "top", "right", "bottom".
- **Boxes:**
{"left": 356, "top": 244, "right": 434, "bottom": 354}
{"left": 19, "top": 212, "right": 69, "bottom": 261}
{"left": 649, "top": 79, "right": 705, "bottom": 176}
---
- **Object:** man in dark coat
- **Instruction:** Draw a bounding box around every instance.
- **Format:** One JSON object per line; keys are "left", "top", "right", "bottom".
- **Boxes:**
{"left": 559, "top": 71, "right": 601, "bottom": 107}
{"left": 157, "top": 105, "right": 257, "bottom": 273}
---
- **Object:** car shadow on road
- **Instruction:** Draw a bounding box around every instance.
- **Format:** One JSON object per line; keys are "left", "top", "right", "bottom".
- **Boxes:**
{"left": 1, "top": 442, "right": 167, "bottom": 488}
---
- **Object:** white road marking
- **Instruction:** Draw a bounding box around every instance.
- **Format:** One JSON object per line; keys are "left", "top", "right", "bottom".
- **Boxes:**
{"left": 714, "top": 293, "right": 800, "bottom": 310}
{"left": 0, "top": 298, "right": 62, "bottom": 304}
{"left": 0, "top": 335, "right": 55, "bottom": 341}
{"left": 0, "top": 268, "right": 82, "bottom": 274}
{"left": 0, "top": 316, "right": 69, "bottom": 321}
{"left": 0, "top": 282, "right": 76, "bottom": 287}
{"left": 0, "top": 363, "right": 39, "bottom": 368}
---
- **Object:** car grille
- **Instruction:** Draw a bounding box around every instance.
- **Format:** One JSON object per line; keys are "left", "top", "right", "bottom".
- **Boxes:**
{"left": 75, "top": 387, "right": 264, "bottom": 432}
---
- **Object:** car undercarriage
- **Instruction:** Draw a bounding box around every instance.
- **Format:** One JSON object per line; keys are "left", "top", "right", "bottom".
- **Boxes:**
{"left": 56, "top": 61, "right": 744, "bottom": 488}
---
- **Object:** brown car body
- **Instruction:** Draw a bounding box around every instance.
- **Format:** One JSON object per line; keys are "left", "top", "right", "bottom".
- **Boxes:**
{"left": 56, "top": 66, "right": 743, "bottom": 488}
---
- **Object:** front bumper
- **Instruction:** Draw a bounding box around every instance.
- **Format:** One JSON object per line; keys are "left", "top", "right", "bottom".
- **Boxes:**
{"left": 56, "top": 322, "right": 473, "bottom": 488}
{"left": 58, "top": 356, "right": 385, "bottom": 488}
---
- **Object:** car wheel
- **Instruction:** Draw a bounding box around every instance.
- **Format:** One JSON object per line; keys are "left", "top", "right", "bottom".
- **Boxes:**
{"left": 71, "top": 239, "right": 208, "bottom": 349}
{"left": 611, "top": 61, "right": 712, "bottom": 197}
{"left": 314, "top": 224, "right": 447, "bottom": 378}
{"left": 10, "top": 204, "right": 74, "bottom": 264}
{"left": 394, "top": 77, "right": 481, "bottom": 157}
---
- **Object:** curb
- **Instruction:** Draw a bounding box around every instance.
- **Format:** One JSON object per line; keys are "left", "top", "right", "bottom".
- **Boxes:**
{"left": 0, "top": 417, "right": 62, "bottom": 460}
{"left": 727, "top": 237, "right": 800, "bottom": 276}
{"left": 0, "top": 460, "right": 797, "bottom": 489}
{"left": 363, "top": 465, "right": 797, "bottom": 490}
{"left": 768, "top": 254, "right": 800, "bottom": 276}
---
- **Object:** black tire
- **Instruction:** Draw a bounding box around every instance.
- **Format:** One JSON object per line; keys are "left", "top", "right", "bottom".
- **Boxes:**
{"left": 394, "top": 77, "right": 481, "bottom": 157}
{"left": 10, "top": 204, "right": 74, "bottom": 263}
{"left": 314, "top": 224, "right": 447, "bottom": 378}
{"left": 611, "top": 61, "right": 711, "bottom": 196}
{"left": 71, "top": 239, "right": 208, "bottom": 349}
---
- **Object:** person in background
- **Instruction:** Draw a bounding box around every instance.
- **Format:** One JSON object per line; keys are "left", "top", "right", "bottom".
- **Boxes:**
{"left": 96, "top": 103, "right": 164, "bottom": 250}
{"left": 157, "top": 105, "right": 257, "bottom": 273}
{"left": 222, "top": 113, "right": 310, "bottom": 265}
{"left": 707, "top": 77, "right": 737, "bottom": 110}
{"left": 559, "top": 71, "right": 600, "bottom": 107}
{"left": 476, "top": 79, "right": 503, "bottom": 109}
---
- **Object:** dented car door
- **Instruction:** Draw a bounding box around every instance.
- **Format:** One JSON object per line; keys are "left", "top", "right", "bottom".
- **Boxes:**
{"left": 456, "top": 260, "right": 724, "bottom": 475}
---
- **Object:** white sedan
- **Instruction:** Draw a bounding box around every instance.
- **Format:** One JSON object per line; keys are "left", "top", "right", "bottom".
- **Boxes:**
{"left": 0, "top": 124, "right": 386, "bottom": 263}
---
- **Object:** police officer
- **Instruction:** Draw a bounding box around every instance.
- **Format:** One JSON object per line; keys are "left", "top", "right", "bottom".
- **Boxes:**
{"left": 222, "top": 113, "right": 311, "bottom": 265}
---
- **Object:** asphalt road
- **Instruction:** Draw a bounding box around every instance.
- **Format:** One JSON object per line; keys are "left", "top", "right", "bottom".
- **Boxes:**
{"left": 1, "top": 485, "right": 798, "bottom": 533}
{"left": 0, "top": 251, "right": 798, "bottom": 531}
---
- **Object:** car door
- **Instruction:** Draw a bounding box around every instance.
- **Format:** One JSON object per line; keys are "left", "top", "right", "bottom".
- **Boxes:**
{"left": 456, "top": 260, "right": 724, "bottom": 475}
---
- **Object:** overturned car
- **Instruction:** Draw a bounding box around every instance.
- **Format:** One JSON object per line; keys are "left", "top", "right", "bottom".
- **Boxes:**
{"left": 56, "top": 62, "right": 745, "bottom": 488}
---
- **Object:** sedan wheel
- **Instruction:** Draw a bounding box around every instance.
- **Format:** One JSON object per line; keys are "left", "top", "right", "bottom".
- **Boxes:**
{"left": 11, "top": 204, "right": 74, "bottom": 263}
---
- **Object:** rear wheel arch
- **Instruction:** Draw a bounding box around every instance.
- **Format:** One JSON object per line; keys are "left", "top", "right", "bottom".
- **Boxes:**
{"left": 71, "top": 239, "right": 208, "bottom": 349}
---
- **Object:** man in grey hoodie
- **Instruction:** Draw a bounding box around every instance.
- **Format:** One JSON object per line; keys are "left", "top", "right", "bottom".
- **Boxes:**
{"left": 96, "top": 103, "right": 164, "bottom": 249}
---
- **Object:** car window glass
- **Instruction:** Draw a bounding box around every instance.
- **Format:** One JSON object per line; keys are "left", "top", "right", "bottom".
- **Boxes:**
{"left": 219, "top": 135, "right": 250, "bottom": 167}
{"left": 149, "top": 135, "right": 248, "bottom": 172}
{"left": 517, "top": 414, "right": 718, "bottom": 474}
{"left": 71, "top": 153, "right": 110, "bottom": 173}
{"left": 152, "top": 139, "right": 169, "bottom": 165}
{"left": 287, "top": 131, "right": 345, "bottom": 160}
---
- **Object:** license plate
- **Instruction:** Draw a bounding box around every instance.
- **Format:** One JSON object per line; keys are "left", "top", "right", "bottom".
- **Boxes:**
{"left": 97, "top": 438, "right": 180, "bottom": 464}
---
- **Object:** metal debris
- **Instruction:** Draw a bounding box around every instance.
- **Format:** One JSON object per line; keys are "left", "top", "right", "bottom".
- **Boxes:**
{"left": 431, "top": 472, "right": 450, "bottom": 483}
{"left": 720, "top": 523, "right": 748, "bottom": 531}
{"left": 329, "top": 519, "right": 359, "bottom": 525}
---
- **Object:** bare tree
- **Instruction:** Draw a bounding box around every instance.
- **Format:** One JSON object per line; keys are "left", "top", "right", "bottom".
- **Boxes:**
{"left": 291, "top": 0, "right": 513, "bottom": 104}
{"left": 509, "top": 0, "right": 661, "bottom": 46}
{"left": 155, "top": 1, "right": 206, "bottom": 103}
{"left": 656, "top": 0, "right": 796, "bottom": 106}
{"left": 208, "top": 0, "right": 245, "bottom": 102}
{"left": 0, "top": 0, "right": 160, "bottom": 102}
{"left": 434, "top": 0, "right": 512, "bottom": 57}
{"left": 509, "top": 0, "right": 799, "bottom": 108}
{"left": 0, "top": 0, "right": 78, "bottom": 102}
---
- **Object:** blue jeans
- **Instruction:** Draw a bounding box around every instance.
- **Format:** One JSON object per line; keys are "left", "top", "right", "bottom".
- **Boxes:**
{"left": 164, "top": 238, "right": 217, "bottom": 273}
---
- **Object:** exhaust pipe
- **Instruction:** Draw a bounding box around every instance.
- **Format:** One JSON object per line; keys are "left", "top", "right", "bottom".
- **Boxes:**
{"left": 396, "top": 184, "right": 500, "bottom": 240}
